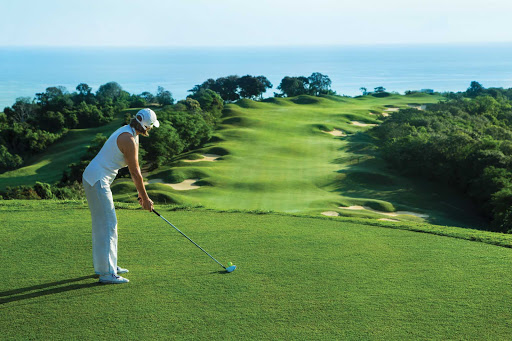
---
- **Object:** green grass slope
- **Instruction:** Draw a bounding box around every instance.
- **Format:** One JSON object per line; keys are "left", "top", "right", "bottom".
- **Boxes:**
{"left": 0, "top": 109, "right": 139, "bottom": 190}
{"left": 1, "top": 201, "right": 511, "bottom": 340}
{"left": 125, "top": 94, "right": 484, "bottom": 229}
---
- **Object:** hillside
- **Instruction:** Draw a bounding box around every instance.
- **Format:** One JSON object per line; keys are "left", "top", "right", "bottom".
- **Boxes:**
{"left": 0, "top": 109, "right": 139, "bottom": 189}
{"left": 0, "top": 94, "right": 489, "bottom": 229}
{"left": 111, "top": 93, "right": 485, "bottom": 229}
{"left": 1, "top": 201, "right": 511, "bottom": 339}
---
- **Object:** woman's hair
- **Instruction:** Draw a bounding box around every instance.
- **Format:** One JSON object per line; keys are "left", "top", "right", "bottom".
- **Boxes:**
{"left": 130, "top": 114, "right": 152, "bottom": 137}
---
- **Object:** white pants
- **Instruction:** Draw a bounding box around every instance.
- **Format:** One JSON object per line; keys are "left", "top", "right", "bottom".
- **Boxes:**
{"left": 83, "top": 178, "right": 118, "bottom": 276}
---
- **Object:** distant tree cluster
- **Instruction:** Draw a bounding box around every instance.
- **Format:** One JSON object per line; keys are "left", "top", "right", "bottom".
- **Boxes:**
{"left": 0, "top": 83, "right": 174, "bottom": 172}
{"left": 276, "top": 72, "right": 334, "bottom": 97}
{"left": 373, "top": 82, "right": 512, "bottom": 233}
{"left": 189, "top": 75, "right": 272, "bottom": 102}
{"left": 359, "top": 86, "right": 389, "bottom": 97}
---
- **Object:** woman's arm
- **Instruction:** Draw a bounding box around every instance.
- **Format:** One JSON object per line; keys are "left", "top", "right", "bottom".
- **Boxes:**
{"left": 117, "top": 132, "right": 153, "bottom": 211}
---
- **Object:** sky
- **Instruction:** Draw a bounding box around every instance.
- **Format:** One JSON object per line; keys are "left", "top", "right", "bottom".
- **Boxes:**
{"left": 1, "top": 0, "right": 512, "bottom": 47}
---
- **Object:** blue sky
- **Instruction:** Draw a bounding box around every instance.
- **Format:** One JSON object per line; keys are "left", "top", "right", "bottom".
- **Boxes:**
{"left": 1, "top": 0, "right": 511, "bottom": 46}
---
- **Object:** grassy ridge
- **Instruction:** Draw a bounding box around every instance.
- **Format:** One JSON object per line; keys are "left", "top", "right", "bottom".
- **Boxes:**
{"left": 0, "top": 109, "right": 139, "bottom": 190}
{"left": 1, "top": 201, "right": 511, "bottom": 339}
{"left": 114, "top": 94, "right": 485, "bottom": 229}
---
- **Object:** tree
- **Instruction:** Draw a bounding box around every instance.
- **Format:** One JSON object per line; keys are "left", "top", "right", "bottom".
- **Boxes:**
{"left": 277, "top": 76, "right": 309, "bottom": 97}
{"left": 308, "top": 72, "right": 332, "bottom": 96}
{"left": 142, "top": 123, "right": 183, "bottom": 166}
{"left": 4, "top": 97, "right": 38, "bottom": 123}
{"left": 187, "top": 89, "right": 224, "bottom": 123}
{"left": 36, "top": 110, "right": 66, "bottom": 132}
{"left": 96, "top": 81, "right": 123, "bottom": 105}
{"left": 75, "top": 83, "right": 95, "bottom": 104}
{"left": 35, "top": 86, "right": 73, "bottom": 112}
{"left": 256, "top": 76, "right": 273, "bottom": 99}
{"left": 176, "top": 98, "right": 201, "bottom": 113}
{"left": 216, "top": 76, "right": 240, "bottom": 101}
{"left": 0, "top": 145, "right": 23, "bottom": 171}
{"left": 140, "top": 91, "right": 155, "bottom": 104}
{"left": 76, "top": 83, "right": 92, "bottom": 97}
{"left": 374, "top": 86, "right": 386, "bottom": 93}
{"left": 238, "top": 75, "right": 265, "bottom": 99}
{"left": 360, "top": 87, "right": 368, "bottom": 96}
{"left": 156, "top": 86, "right": 174, "bottom": 105}
{"left": 467, "top": 81, "right": 485, "bottom": 98}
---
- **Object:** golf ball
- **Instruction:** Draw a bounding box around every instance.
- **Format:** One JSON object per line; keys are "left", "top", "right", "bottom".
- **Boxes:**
{"left": 227, "top": 262, "right": 233, "bottom": 267}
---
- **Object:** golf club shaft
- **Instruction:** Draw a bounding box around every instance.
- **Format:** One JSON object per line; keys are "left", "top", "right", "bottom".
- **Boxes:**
{"left": 152, "top": 209, "right": 226, "bottom": 269}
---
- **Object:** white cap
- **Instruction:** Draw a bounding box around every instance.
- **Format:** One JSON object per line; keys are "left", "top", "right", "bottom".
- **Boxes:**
{"left": 135, "top": 108, "right": 160, "bottom": 130}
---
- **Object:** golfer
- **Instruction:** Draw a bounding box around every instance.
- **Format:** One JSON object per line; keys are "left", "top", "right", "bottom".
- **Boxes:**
{"left": 82, "top": 108, "right": 159, "bottom": 284}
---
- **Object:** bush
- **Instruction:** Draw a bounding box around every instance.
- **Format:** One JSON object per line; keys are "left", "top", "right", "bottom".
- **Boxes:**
{"left": 34, "top": 182, "right": 54, "bottom": 199}
{"left": 4, "top": 185, "right": 40, "bottom": 200}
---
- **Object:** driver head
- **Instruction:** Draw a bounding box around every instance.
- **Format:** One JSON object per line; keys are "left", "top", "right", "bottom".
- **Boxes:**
{"left": 226, "top": 265, "right": 237, "bottom": 273}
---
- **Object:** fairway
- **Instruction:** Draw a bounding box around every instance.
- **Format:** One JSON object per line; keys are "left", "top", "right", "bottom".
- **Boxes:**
{"left": 113, "top": 94, "right": 485, "bottom": 229}
{"left": 1, "top": 201, "right": 511, "bottom": 339}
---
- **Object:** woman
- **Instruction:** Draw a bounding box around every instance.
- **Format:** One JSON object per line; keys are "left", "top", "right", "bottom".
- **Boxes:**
{"left": 82, "top": 108, "right": 159, "bottom": 284}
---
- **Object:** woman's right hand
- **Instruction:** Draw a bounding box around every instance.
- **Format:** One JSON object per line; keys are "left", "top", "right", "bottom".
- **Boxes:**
{"left": 138, "top": 195, "right": 154, "bottom": 212}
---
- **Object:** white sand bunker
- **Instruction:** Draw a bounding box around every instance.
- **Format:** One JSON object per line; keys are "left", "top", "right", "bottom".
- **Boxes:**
{"left": 339, "top": 206, "right": 429, "bottom": 218}
{"left": 144, "top": 178, "right": 201, "bottom": 191}
{"left": 321, "top": 211, "right": 340, "bottom": 217}
{"left": 167, "top": 179, "right": 201, "bottom": 190}
{"left": 378, "top": 218, "right": 399, "bottom": 222}
{"left": 407, "top": 104, "right": 427, "bottom": 110}
{"left": 183, "top": 154, "right": 221, "bottom": 163}
{"left": 384, "top": 107, "right": 400, "bottom": 112}
{"left": 351, "top": 121, "right": 377, "bottom": 127}
{"left": 324, "top": 129, "right": 346, "bottom": 137}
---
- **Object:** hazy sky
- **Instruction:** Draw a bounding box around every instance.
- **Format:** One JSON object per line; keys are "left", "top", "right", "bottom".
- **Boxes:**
{"left": 1, "top": 0, "right": 511, "bottom": 46}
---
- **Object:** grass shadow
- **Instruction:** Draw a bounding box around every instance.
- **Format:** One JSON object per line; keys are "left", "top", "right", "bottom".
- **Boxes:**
{"left": 0, "top": 275, "right": 99, "bottom": 304}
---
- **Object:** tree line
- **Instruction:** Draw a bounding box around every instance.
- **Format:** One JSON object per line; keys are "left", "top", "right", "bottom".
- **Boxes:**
{"left": 0, "top": 87, "right": 223, "bottom": 200}
{"left": 188, "top": 72, "right": 334, "bottom": 100}
{"left": 373, "top": 82, "right": 512, "bottom": 233}
{"left": 0, "top": 82, "right": 175, "bottom": 172}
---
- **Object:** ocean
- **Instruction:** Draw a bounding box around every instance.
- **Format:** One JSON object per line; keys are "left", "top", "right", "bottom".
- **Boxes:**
{"left": 1, "top": 43, "right": 512, "bottom": 109}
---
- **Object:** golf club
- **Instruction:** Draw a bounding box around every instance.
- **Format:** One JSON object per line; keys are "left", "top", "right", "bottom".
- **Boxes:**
{"left": 152, "top": 208, "right": 237, "bottom": 273}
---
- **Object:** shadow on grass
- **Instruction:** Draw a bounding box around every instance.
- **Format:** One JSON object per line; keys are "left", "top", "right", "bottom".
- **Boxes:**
{"left": 0, "top": 275, "right": 99, "bottom": 304}
{"left": 331, "top": 131, "right": 488, "bottom": 229}
{"left": 209, "top": 270, "right": 235, "bottom": 275}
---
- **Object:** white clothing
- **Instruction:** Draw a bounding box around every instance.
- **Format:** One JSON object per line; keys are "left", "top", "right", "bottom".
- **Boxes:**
{"left": 83, "top": 178, "right": 118, "bottom": 275}
{"left": 83, "top": 125, "right": 138, "bottom": 187}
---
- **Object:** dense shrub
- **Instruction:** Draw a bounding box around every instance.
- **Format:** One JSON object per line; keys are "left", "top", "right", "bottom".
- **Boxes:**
{"left": 373, "top": 84, "right": 512, "bottom": 233}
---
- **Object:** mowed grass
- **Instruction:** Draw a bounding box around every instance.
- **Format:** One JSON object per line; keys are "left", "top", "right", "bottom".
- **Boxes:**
{"left": 1, "top": 201, "right": 511, "bottom": 340}
{"left": 0, "top": 109, "right": 140, "bottom": 190}
{"left": 115, "top": 93, "right": 485, "bottom": 229}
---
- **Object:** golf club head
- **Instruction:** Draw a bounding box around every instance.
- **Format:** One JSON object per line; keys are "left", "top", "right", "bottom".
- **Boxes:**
{"left": 226, "top": 265, "right": 237, "bottom": 273}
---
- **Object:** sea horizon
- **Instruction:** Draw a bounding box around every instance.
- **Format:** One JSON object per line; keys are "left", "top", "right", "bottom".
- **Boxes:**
{"left": 2, "top": 42, "right": 512, "bottom": 109}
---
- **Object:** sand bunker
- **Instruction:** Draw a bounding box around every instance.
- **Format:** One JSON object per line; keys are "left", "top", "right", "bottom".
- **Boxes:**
{"left": 378, "top": 218, "right": 399, "bottom": 222}
{"left": 183, "top": 154, "right": 221, "bottom": 163}
{"left": 167, "top": 179, "right": 201, "bottom": 190}
{"left": 339, "top": 205, "right": 428, "bottom": 218}
{"left": 381, "top": 107, "right": 400, "bottom": 117}
{"left": 321, "top": 211, "right": 340, "bottom": 217}
{"left": 384, "top": 107, "right": 400, "bottom": 112}
{"left": 324, "top": 129, "right": 346, "bottom": 137}
{"left": 144, "top": 178, "right": 201, "bottom": 191}
{"left": 340, "top": 205, "right": 365, "bottom": 210}
{"left": 407, "top": 104, "right": 427, "bottom": 110}
{"left": 351, "top": 121, "right": 377, "bottom": 127}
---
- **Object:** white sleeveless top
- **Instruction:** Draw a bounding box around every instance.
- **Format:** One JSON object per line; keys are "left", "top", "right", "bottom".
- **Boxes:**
{"left": 83, "top": 125, "right": 139, "bottom": 187}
